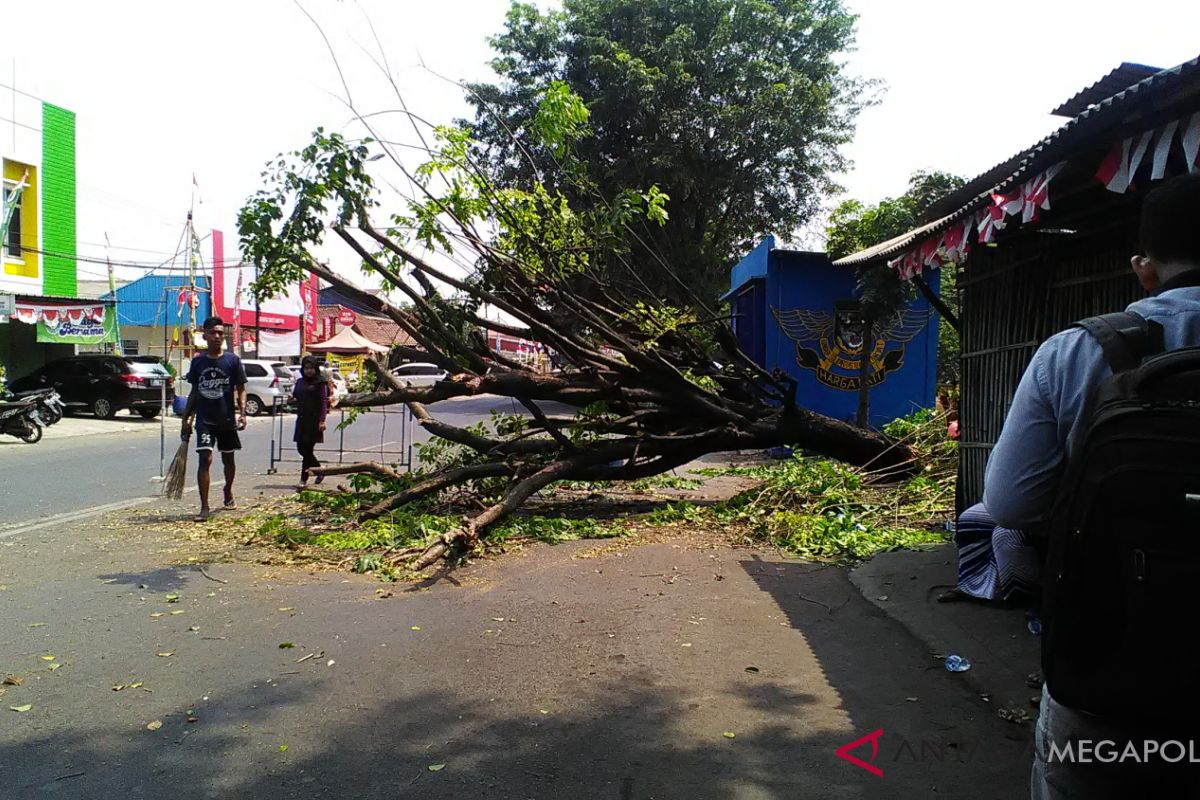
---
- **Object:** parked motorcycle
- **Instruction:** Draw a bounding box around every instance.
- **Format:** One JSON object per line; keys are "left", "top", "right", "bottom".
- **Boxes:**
{"left": 0, "top": 397, "right": 44, "bottom": 443}
{"left": 10, "top": 388, "right": 64, "bottom": 426}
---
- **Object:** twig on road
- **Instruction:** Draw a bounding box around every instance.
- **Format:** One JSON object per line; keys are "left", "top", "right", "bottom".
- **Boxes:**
{"left": 197, "top": 566, "right": 228, "bottom": 584}
{"left": 797, "top": 593, "right": 833, "bottom": 614}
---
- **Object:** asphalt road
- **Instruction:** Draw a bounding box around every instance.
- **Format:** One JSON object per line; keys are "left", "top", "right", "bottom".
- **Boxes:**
{"left": 0, "top": 513, "right": 1031, "bottom": 799}
{"left": 0, "top": 396, "right": 539, "bottom": 530}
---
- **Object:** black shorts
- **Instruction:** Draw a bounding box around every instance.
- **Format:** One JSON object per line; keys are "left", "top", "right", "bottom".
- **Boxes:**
{"left": 196, "top": 424, "right": 241, "bottom": 454}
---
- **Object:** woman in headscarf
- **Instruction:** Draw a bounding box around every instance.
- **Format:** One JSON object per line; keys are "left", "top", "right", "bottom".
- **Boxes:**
{"left": 292, "top": 355, "right": 330, "bottom": 489}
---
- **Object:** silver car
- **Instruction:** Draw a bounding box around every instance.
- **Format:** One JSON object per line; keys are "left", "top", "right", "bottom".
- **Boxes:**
{"left": 240, "top": 359, "right": 295, "bottom": 416}
{"left": 389, "top": 362, "right": 448, "bottom": 387}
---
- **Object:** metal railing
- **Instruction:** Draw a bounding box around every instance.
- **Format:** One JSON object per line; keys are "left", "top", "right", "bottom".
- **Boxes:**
{"left": 266, "top": 396, "right": 414, "bottom": 476}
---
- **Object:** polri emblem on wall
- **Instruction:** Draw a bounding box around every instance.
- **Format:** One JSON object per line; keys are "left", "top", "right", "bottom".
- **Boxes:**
{"left": 772, "top": 302, "right": 933, "bottom": 392}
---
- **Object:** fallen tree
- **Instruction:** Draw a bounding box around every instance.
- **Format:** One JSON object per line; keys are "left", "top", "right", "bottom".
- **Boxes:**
{"left": 238, "top": 94, "right": 914, "bottom": 571}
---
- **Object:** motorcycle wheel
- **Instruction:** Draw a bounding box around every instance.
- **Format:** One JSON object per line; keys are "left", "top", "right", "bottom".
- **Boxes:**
{"left": 19, "top": 424, "right": 43, "bottom": 444}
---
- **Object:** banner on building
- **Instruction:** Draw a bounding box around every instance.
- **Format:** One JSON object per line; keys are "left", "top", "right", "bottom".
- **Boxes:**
{"left": 35, "top": 306, "right": 118, "bottom": 344}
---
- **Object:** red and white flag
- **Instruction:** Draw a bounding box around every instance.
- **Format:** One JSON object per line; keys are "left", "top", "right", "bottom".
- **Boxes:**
{"left": 1150, "top": 120, "right": 1180, "bottom": 181}
{"left": 939, "top": 218, "right": 973, "bottom": 262}
{"left": 1019, "top": 161, "right": 1067, "bottom": 223}
{"left": 1095, "top": 131, "right": 1154, "bottom": 193}
{"left": 976, "top": 203, "right": 1005, "bottom": 244}
{"left": 1182, "top": 112, "right": 1200, "bottom": 174}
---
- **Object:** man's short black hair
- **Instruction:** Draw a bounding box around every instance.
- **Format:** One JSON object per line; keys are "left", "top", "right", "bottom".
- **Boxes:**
{"left": 202, "top": 316, "right": 225, "bottom": 332}
{"left": 1140, "top": 173, "right": 1200, "bottom": 266}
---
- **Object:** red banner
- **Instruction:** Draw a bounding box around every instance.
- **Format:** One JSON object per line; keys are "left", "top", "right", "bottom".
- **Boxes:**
{"left": 301, "top": 274, "right": 319, "bottom": 344}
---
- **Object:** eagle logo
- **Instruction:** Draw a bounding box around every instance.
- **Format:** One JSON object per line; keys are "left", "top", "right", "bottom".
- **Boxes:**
{"left": 772, "top": 302, "right": 933, "bottom": 392}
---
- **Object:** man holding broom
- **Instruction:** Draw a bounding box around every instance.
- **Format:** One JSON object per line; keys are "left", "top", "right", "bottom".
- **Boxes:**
{"left": 180, "top": 316, "right": 247, "bottom": 521}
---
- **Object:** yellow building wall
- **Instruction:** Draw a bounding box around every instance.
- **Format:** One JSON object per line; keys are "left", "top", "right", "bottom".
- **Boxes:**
{"left": 3, "top": 159, "right": 39, "bottom": 279}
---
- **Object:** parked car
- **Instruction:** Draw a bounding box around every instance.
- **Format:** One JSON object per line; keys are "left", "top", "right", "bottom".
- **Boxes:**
{"left": 8, "top": 354, "right": 174, "bottom": 419}
{"left": 325, "top": 368, "right": 348, "bottom": 406}
{"left": 239, "top": 359, "right": 295, "bottom": 416}
{"left": 389, "top": 362, "right": 448, "bottom": 387}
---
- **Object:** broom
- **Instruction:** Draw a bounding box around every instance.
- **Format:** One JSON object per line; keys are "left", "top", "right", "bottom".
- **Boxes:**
{"left": 163, "top": 431, "right": 191, "bottom": 500}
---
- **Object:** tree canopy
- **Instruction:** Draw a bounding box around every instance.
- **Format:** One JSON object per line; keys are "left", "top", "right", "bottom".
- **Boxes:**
{"left": 238, "top": 76, "right": 911, "bottom": 569}
{"left": 824, "top": 170, "right": 965, "bottom": 261}
{"left": 466, "top": 0, "right": 869, "bottom": 304}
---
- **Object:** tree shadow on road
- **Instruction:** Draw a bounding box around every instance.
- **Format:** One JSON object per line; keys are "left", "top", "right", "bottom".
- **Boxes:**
{"left": 1, "top": 673, "right": 867, "bottom": 800}
{"left": 738, "top": 555, "right": 1032, "bottom": 798}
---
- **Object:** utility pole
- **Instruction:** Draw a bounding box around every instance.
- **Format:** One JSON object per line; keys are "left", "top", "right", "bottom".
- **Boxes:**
{"left": 187, "top": 210, "right": 198, "bottom": 358}
{"left": 255, "top": 261, "right": 261, "bottom": 358}
{"left": 104, "top": 233, "right": 121, "bottom": 355}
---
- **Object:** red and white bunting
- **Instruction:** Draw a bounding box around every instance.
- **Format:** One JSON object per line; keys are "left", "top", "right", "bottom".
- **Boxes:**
{"left": 1096, "top": 112, "right": 1200, "bottom": 193}
{"left": 885, "top": 160, "right": 1067, "bottom": 280}
{"left": 12, "top": 303, "right": 106, "bottom": 326}
{"left": 1181, "top": 112, "right": 1200, "bottom": 173}
{"left": 1019, "top": 161, "right": 1067, "bottom": 223}
{"left": 1095, "top": 131, "right": 1154, "bottom": 193}
{"left": 976, "top": 204, "right": 1005, "bottom": 244}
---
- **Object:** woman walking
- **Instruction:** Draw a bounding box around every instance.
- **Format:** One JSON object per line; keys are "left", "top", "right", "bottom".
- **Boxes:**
{"left": 292, "top": 356, "right": 330, "bottom": 489}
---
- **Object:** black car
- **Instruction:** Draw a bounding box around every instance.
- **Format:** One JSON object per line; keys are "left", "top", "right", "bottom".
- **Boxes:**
{"left": 9, "top": 354, "right": 175, "bottom": 419}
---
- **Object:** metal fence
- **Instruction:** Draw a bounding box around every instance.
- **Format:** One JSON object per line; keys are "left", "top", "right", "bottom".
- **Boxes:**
{"left": 266, "top": 396, "right": 415, "bottom": 476}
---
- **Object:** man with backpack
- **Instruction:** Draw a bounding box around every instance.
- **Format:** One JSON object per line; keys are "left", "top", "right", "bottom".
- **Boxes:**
{"left": 983, "top": 173, "right": 1200, "bottom": 798}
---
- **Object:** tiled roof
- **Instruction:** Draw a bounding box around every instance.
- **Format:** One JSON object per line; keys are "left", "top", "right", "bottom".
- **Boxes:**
{"left": 315, "top": 306, "right": 417, "bottom": 348}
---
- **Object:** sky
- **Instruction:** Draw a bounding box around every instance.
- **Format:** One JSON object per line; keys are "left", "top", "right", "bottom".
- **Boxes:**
{"left": 4, "top": 0, "right": 1200, "bottom": 286}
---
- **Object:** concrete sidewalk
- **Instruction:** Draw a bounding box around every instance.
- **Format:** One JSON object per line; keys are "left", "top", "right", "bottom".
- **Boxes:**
{"left": 851, "top": 546, "right": 1042, "bottom": 722}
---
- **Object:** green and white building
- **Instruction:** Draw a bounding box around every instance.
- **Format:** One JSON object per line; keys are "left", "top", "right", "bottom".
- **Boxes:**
{"left": 0, "top": 78, "right": 113, "bottom": 385}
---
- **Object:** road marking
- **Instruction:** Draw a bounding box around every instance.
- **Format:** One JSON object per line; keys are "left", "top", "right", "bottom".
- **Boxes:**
{"left": 0, "top": 488, "right": 195, "bottom": 539}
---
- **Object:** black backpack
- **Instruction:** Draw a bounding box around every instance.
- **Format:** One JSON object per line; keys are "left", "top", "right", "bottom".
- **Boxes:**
{"left": 1042, "top": 310, "right": 1200, "bottom": 723}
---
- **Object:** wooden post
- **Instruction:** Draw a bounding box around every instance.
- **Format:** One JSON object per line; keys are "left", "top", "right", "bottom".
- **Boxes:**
{"left": 856, "top": 314, "right": 872, "bottom": 428}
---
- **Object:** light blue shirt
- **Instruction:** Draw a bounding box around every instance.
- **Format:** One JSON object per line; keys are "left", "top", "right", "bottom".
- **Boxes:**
{"left": 983, "top": 285, "right": 1200, "bottom": 530}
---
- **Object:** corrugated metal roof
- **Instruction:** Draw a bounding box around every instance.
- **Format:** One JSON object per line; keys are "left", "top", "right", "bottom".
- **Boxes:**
{"left": 1051, "top": 62, "right": 1163, "bottom": 117}
{"left": 922, "top": 62, "right": 1168, "bottom": 221}
{"left": 104, "top": 274, "right": 211, "bottom": 327}
{"left": 834, "top": 54, "right": 1200, "bottom": 268}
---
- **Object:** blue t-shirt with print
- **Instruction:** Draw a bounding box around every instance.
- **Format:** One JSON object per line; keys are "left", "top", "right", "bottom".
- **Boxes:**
{"left": 186, "top": 352, "right": 247, "bottom": 429}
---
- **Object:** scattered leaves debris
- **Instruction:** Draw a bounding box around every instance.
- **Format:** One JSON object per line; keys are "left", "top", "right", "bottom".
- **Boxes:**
{"left": 149, "top": 613, "right": 165, "bottom": 619}
{"left": 744, "top": 667, "right": 760, "bottom": 674}
{"left": 10, "top": 704, "right": 32, "bottom": 713}
{"left": 28, "top": 622, "right": 47, "bottom": 628}
{"left": 39, "top": 656, "right": 55, "bottom": 662}
{"left": 278, "top": 607, "right": 296, "bottom": 612}
{"left": 998, "top": 706, "right": 1032, "bottom": 724}
{"left": 278, "top": 744, "right": 289, "bottom": 752}
{"left": 427, "top": 764, "right": 446, "bottom": 772}
{"left": 3, "top": 676, "right": 22, "bottom": 686}
{"left": 722, "top": 731, "right": 736, "bottom": 739}
{"left": 411, "top": 626, "right": 421, "bottom": 631}
{"left": 165, "top": 595, "right": 180, "bottom": 603}
{"left": 146, "top": 720, "right": 163, "bottom": 731}
{"left": 156, "top": 652, "right": 174, "bottom": 658}
{"left": 279, "top": 642, "right": 296, "bottom": 649}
